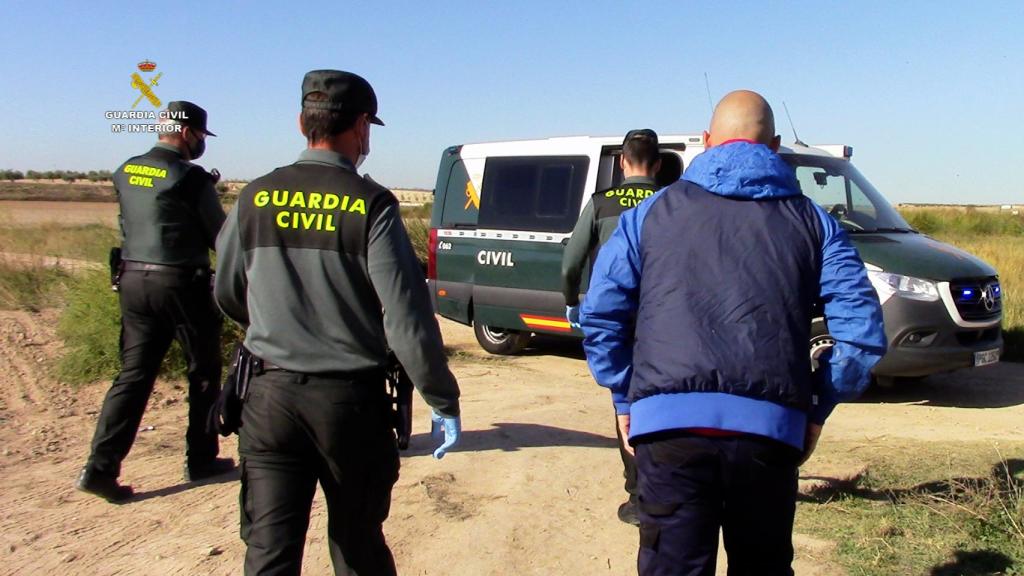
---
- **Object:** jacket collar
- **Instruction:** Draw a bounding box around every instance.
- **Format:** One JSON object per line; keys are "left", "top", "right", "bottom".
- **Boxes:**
{"left": 297, "top": 149, "right": 356, "bottom": 171}
{"left": 152, "top": 142, "right": 183, "bottom": 157}
{"left": 621, "top": 175, "right": 657, "bottom": 188}
{"left": 683, "top": 141, "right": 800, "bottom": 200}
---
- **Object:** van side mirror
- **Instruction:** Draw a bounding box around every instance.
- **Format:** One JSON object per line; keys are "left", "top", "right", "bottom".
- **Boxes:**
{"left": 813, "top": 172, "right": 829, "bottom": 187}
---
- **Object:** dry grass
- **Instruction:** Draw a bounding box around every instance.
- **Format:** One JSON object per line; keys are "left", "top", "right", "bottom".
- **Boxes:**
{"left": 796, "top": 441, "right": 1024, "bottom": 575}
{"left": 0, "top": 181, "right": 116, "bottom": 202}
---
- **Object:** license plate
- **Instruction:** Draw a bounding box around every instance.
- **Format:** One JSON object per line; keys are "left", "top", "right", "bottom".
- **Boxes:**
{"left": 974, "top": 348, "right": 1000, "bottom": 367}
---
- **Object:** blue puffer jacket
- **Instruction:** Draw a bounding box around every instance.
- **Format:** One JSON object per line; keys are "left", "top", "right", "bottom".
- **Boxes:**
{"left": 579, "top": 141, "right": 886, "bottom": 449}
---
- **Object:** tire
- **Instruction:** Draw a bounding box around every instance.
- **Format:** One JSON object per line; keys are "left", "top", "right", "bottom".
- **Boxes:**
{"left": 809, "top": 334, "right": 835, "bottom": 373}
{"left": 474, "top": 322, "right": 531, "bottom": 355}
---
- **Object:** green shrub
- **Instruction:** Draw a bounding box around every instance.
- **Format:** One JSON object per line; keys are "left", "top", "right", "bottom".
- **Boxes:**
{"left": 56, "top": 269, "right": 247, "bottom": 385}
{"left": 404, "top": 217, "right": 429, "bottom": 264}
{"left": 56, "top": 270, "right": 121, "bottom": 383}
{"left": 0, "top": 260, "right": 70, "bottom": 311}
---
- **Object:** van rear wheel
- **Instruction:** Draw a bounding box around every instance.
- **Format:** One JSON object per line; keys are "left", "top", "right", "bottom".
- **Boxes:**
{"left": 474, "top": 322, "right": 531, "bottom": 355}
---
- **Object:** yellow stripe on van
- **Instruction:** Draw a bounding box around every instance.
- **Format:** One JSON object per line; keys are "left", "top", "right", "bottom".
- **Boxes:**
{"left": 520, "top": 314, "right": 572, "bottom": 333}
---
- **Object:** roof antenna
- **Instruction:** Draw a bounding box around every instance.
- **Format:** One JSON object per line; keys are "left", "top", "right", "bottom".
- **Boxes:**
{"left": 703, "top": 72, "right": 714, "bottom": 117}
{"left": 782, "top": 101, "right": 807, "bottom": 147}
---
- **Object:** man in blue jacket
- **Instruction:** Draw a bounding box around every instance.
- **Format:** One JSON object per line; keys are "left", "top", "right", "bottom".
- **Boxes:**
{"left": 579, "top": 90, "right": 886, "bottom": 576}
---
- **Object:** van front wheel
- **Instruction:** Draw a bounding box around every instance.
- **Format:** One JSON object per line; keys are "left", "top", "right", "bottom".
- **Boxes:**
{"left": 474, "top": 322, "right": 531, "bottom": 355}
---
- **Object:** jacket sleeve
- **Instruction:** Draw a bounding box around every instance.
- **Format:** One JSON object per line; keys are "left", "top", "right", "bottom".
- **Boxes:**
{"left": 561, "top": 200, "right": 597, "bottom": 306}
{"left": 811, "top": 206, "right": 887, "bottom": 424}
{"left": 213, "top": 202, "right": 249, "bottom": 326}
{"left": 367, "top": 198, "right": 461, "bottom": 417}
{"left": 579, "top": 196, "right": 657, "bottom": 415}
{"left": 183, "top": 167, "right": 227, "bottom": 250}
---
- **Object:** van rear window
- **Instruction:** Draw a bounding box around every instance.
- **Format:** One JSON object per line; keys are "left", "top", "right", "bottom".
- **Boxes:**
{"left": 440, "top": 160, "right": 478, "bottom": 227}
{"left": 478, "top": 156, "right": 589, "bottom": 233}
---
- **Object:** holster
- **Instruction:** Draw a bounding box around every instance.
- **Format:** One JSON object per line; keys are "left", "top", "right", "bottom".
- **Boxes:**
{"left": 209, "top": 342, "right": 256, "bottom": 437}
{"left": 108, "top": 247, "right": 123, "bottom": 292}
{"left": 386, "top": 352, "right": 414, "bottom": 450}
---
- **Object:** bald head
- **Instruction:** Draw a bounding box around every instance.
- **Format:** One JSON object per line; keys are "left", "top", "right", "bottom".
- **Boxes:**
{"left": 705, "top": 90, "right": 780, "bottom": 149}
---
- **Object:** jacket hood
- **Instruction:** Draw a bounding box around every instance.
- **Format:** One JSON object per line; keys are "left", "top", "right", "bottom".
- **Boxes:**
{"left": 683, "top": 141, "right": 801, "bottom": 200}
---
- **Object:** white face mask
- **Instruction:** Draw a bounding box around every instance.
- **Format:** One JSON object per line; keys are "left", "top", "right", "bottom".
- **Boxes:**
{"left": 355, "top": 119, "right": 370, "bottom": 169}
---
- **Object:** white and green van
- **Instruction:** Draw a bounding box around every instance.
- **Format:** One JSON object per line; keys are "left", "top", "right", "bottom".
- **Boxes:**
{"left": 427, "top": 135, "right": 1003, "bottom": 382}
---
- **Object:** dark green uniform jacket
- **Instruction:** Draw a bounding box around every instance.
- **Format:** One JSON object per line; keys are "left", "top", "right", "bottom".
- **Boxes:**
{"left": 561, "top": 175, "right": 658, "bottom": 305}
{"left": 114, "top": 142, "right": 225, "bottom": 267}
{"left": 214, "top": 150, "right": 460, "bottom": 417}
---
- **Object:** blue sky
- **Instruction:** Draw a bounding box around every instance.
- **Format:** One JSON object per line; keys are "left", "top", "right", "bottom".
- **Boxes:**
{"left": 1, "top": 1, "right": 1021, "bottom": 204}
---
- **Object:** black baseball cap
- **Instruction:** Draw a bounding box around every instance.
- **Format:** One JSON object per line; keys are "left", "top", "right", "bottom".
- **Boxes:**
{"left": 301, "top": 69, "right": 384, "bottom": 126}
{"left": 623, "top": 128, "right": 658, "bottom": 145}
{"left": 167, "top": 101, "right": 215, "bottom": 136}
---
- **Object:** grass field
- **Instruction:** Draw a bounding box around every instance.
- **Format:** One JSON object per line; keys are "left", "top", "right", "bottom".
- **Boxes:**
{"left": 795, "top": 440, "right": 1024, "bottom": 575}
{"left": 0, "top": 181, "right": 116, "bottom": 202}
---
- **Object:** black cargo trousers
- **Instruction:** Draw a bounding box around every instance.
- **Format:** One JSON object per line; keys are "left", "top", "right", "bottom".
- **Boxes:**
{"left": 86, "top": 267, "right": 222, "bottom": 477}
{"left": 238, "top": 368, "right": 400, "bottom": 576}
{"left": 634, "top": 433, "right": 800, "bottom": 576}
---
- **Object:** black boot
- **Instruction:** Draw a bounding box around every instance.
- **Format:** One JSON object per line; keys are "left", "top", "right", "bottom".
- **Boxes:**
{"left": 184, "top": 457, "right": 236, "bottom": 482}
{"left": 617, "top": 498, "right": 640, "bottom": 526}
{"left": 76, "top": 467, "right": 133, "bottom": 502}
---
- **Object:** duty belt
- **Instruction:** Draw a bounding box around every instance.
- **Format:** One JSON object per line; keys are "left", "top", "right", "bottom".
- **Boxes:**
{"left": 257, "top": 359, "right": 386, "bottom": 381}
{"left": 253, "top": 359, "right": 389, "bottom": 403}
{"left": 122, "top": 261, "right": 207, "bottom": 274}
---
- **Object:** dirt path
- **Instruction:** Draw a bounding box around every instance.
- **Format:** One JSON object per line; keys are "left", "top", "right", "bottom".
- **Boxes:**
{"left": 1, "top": 311, "right": 1022, "bottom": 575}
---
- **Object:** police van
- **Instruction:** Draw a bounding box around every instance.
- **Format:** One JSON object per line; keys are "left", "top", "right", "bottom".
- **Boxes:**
{"left": 426, "top": 135, "right": 1003, "bottom": 382}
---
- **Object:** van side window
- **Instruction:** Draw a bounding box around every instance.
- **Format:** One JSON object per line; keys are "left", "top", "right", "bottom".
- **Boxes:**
{"left": 479, "top": 156, "right": 589, "bottom": 232}
{"left": 440, "top": 160, "right": 479, "bottom": 227}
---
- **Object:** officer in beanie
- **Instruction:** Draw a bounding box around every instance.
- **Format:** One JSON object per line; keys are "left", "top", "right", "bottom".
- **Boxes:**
{"left": 77, "top": 101, "right": 233, "bottom": 502}
{"left": 214, "top": 70, "right": 462, "bottom": 575}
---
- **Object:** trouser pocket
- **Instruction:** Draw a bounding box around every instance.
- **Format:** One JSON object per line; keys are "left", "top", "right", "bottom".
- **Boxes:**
{"left": 638, "top": 498, "right": 680, "bottom": 551}
{"left": 239, "top": 458, "right": 253, "bottom": 542}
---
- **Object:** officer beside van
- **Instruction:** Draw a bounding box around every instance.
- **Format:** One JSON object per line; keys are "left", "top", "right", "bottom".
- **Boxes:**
{"left": 76, "top": 101, "right": 230, "bottom": 502}
{"left": 214, "top": 69, "right": 462, "bottom": 575}
{"left": 561, "top": 128, "right": 661, "bottom": 525}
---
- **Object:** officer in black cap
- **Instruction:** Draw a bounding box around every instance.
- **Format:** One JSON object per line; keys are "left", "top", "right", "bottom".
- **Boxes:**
{"left": 562, "top": 128, "right": 662, "bottom": 525}
{"left": 76, "top": 100, "right": 234, "bottom": 502}
{"left": 215, "top": 70, "right": 462, "bottom": 575}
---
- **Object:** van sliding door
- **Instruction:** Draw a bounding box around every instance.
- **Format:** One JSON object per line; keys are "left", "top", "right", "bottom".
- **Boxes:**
{"left": 473, "top": 156, "right": 589, "bottom": 333}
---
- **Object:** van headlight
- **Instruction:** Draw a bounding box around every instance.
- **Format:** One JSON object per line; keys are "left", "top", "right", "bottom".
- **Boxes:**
{"left": 867, "top": 271, "right": 939, "bottom": 302}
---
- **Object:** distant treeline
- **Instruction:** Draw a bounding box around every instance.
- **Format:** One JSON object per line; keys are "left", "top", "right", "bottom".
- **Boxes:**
{"left": 0, "top": 169, "right": 114, "bottom": 182}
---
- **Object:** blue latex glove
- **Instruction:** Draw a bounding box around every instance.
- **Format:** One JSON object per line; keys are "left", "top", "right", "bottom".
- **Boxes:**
{"left": 566, "top": 305, "right": 580, "bottom": 329}
{"left": 430, "top": 410, "right": 461, "bottom": 459}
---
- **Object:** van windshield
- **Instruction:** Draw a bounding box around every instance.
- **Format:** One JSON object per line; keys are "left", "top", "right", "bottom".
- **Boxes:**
{"left": 782, "top": 154, "right": 914, "bottom": 234}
